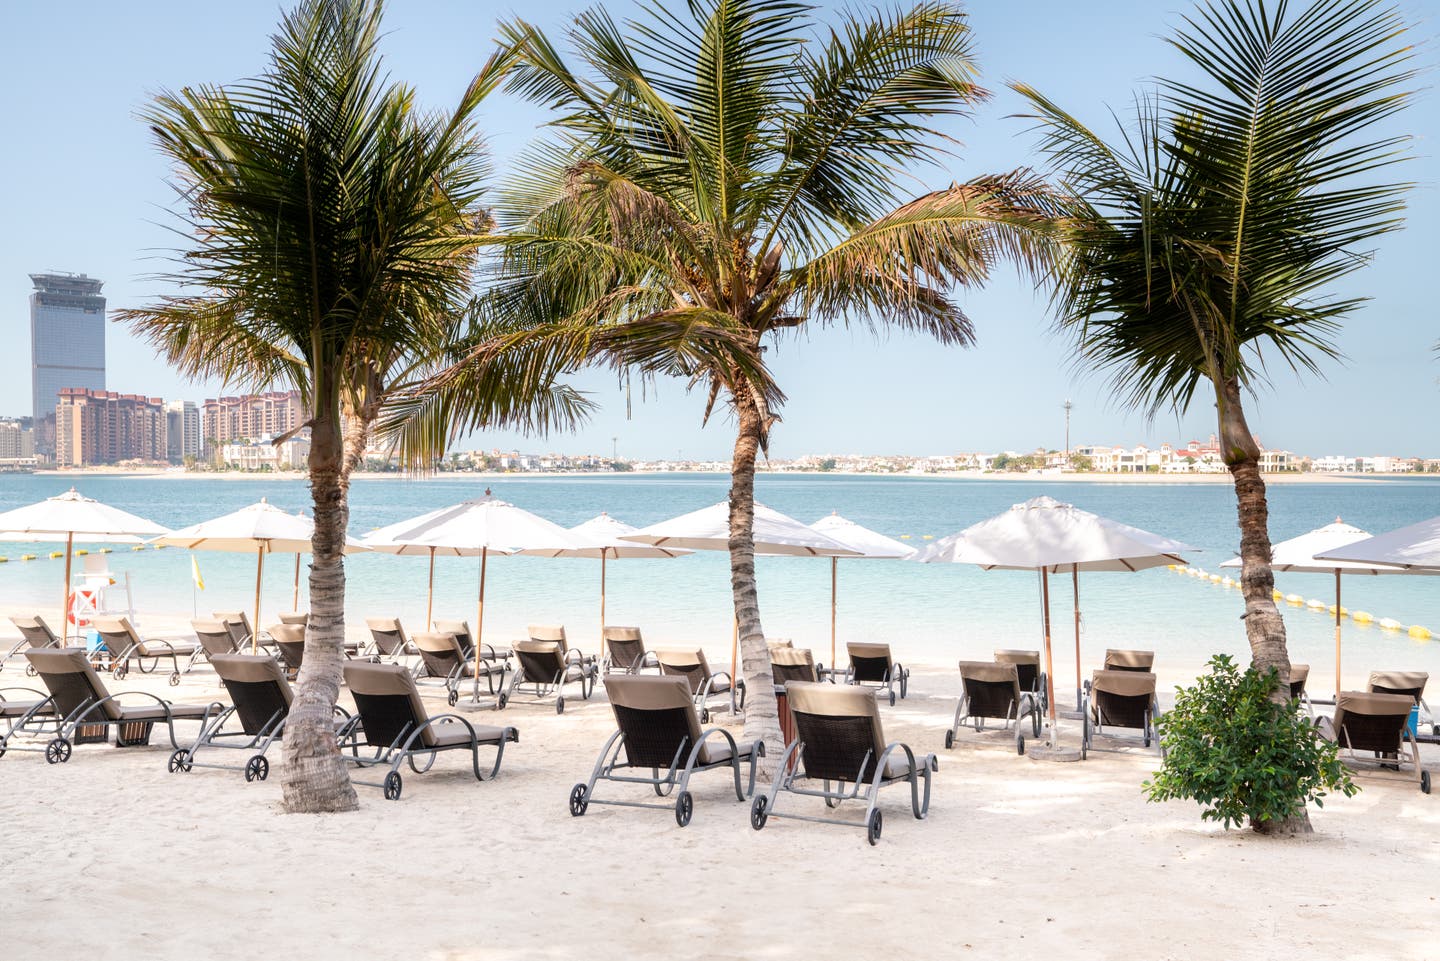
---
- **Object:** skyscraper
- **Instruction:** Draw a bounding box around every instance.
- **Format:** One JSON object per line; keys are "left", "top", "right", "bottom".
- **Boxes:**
{"left": 165, "top": 399, "right": 202, "bottom": 463}
{"left": 30, "top": 272, "right": 106, "bottom": 456}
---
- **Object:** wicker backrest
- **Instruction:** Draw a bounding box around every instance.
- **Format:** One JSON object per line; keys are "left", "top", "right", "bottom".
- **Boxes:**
{"left": 432, "top": 619, "right": 474, "bottom": 655}
{"left": 771, "top": 646, "right": 818, "bottom": 684}
{"left": 1289, "top": 664, "right": 1310, "bottom": 699}
{"left": 211, "top": 653, "right": 291, "bottom": 736}
{"left": 846, "top": 642, "right": 893, "bottom": 683}
{"left": 192, "top": 619, "right": 239, "bottom": 657}
{"left": 92, "top": 615, "right": 144, "bottom": 658}
{"left": 786, "top": 681, "right": 886, "bottom": 782}
{"left": 365, "top": 617, "right": 408, "bottom": 657}
{"left": 959, "top": 661, "right": 1023, "bottom": 720}
{"left": 1332, "top": 691, "right": 1412, "bottom": 753}
{"left": 1090, "top": 670, "right": 1156, "bottom": 730}
{"left": 1104, "top": 649, "right": 1154, "bottom": 672}
{"left": 270, "top": 623, "right": 306, "bottom": 673}
{"left": 10, "top": 615, "right": 59, "bottom": 648}
{"left": 213, "top": 611, "right": 253, "bottom": 646}
{"left": 994, "top": 649, "right": 1041, "bottom": 692}
{"left": 655, "top": 648, "right": 711, "bottom": 694}
{"left": 527, "top": 624, "right": 567, "bottom": 644}
{"left": 514, "top": 639, "right": 565, "bottom": 682}
{"left": 26, "top": 647, "right": 119, "bottom": 720}
{"left": 605, "top": 675, "right": 704, "bottom": 767}
{"left": 343, "top": 660, "right": 438, "bottom": 749}
{"left": 1368, "top": 671, "right": 1428, "bottom": 704}
{"left": 413, "top": 631, "right": 464, "bottom": 677}
{"left": 604, "top": 626, "right": 645, "bottom": 671}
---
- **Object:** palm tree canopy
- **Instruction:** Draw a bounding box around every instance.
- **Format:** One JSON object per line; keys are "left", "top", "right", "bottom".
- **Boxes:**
{"left": 1018, "top": 0, "right": 1416, "bottom": 418}
{"left": 434, "top": 0, "right": 1064, "bottom": 437}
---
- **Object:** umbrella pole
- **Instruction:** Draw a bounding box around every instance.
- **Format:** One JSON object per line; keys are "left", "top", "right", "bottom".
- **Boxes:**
{"left": 292, "top": 554, "right": 301, "bottom": 612}
{"left": 1041, "top": 569, "right": 1057, "bottom": 740}
{"left": 1334, "top": 570, "right": 1342, "bottom": 697}
{"left": 61, "top": 532, "right": 74, "bottom": 646}
{"left": 473, "top": 547, "right": 488, "bottom": 693}
{"left": 830, "top": 557, "right": 838, "bottom": 668}
{"left": 599, "top": 550, "right": 608, "bottom": 658}
{"left": 1073, "top": 566, "right": 1082, "bottom": 711}
{"left": 425, "top": 547, "right": 435, "bottom": 630}
{"left": 253, "top": 545, "right": 265, "bottom": 655}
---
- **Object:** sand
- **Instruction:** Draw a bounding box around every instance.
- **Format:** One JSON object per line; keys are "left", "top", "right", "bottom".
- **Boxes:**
{"left": 1, "top": 656, "right": 1436, "bottom": 961}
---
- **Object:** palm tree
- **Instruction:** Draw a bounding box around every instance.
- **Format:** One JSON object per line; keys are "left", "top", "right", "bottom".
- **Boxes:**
{"left": 120, "top": 0, "right": 580, "bottom": 812}
{"left": 426, "top": 0, "right": 1063, "bottom": 759}
{"left": 1017, "top": 0, "right": 1415, "bottom": 829}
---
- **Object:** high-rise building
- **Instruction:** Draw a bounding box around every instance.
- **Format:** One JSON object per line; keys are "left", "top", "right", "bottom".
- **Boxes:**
{"left": 202, "top": 391, "right": 307, "bottom": 452}
{"left": 165, "top": 400, "right": 202, "bottom": 463}
{"left": 0, "top": 420, "right": 35, "bottom": 461}
{"left": 30, "top": 273, "right": 106, "bottom": 455}
{"left": 55, "top": 388, "right": 167, "bottom": 466}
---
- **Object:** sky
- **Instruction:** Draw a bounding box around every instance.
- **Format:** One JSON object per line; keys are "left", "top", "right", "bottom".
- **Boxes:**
{"left": 1, "top": 0, "right": 1436, "bottom": 462}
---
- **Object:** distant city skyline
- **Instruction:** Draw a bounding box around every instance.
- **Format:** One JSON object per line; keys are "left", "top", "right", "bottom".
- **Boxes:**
{"left": 2, "top": 2, "right": 1435, "bottom": 461}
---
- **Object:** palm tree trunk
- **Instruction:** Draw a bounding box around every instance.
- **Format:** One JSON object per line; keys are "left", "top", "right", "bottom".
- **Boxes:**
{"left": 730, "top": 392, "right": 781, "bottom": 775}
{"left": 1219, "top": 376, "right": 1309, "bottom": 835}
{"left": 281, "top": 400, "right": 360, "bottom": 813}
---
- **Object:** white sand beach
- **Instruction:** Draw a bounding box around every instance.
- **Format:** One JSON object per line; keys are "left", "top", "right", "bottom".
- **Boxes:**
{"left": 2, "top": 636, "right": 1436, "bottom": 961}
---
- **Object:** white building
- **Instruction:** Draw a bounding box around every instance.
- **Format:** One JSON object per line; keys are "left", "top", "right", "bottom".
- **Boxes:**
{"left": 219, "top": 436, "right": 310, "bottom": 470}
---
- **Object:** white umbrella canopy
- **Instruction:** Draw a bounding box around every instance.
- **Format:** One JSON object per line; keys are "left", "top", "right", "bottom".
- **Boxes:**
{"left": 916, "top": 495, "right": 1195, "bottom": 734}
{"left": 0, "top": 488, "right": 170, "bottom": 644}
{"left": 375, "top": 490, "right": 581, "bottom": 677}
{"left": 1317, "top": 515, "right": 1440, "bottom": 571}
{"left": 361, "top": 504, "right": 500, "bottom": 628}
{"left": 1224, "top": 518, "right": 1434, "bottom": 695}
{"left": 521, "top": 512, "right": 692, "bottom": 644}
{"left": 809, "top": 512, "right": 914, "bottom": 665}
{"left": 154, "top": 499, "right": 367, "bottom": 648}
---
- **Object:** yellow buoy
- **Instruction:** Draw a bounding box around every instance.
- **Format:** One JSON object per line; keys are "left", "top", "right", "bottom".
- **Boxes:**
{"left": 1221, "top": 577, "right": 1235, "bottom": 587}
{"left": 1208, "top": 574, "right": 1222, "bottom": 582}
{"left": 1272, "top": 589, "right": 1284, "bottom": 601}
{"left": 1378, "top": 617, "right": 1403, "bottom": 631}
{"left": 76, "top": 548, "right": 88, "bottom": 556}
{"left": 0, "top": 556, "right": 7, "bottom": 563}
{"left": 21, "top": 554, "right": 36, "bottom": 561}
{"left": 48, "top": 550, "right": 63, "bottom": 559}
{"left": 1284, "top": 593, "right": 1304, "bottom": 606}
{"left": 1352, "top": 611, "right": 1374, "bottom": 624}
{"left": 1408, "top": 625, "right": 1431, "bottom": 640}
{"left": 99, "top": 548, "right": 112, "bottom": 554}
{"left": 1328, "top": 604, "right": 1349, "bottom": 617}
{"left": 921, "top": 535, "right": 933, "bottom": 540}
{"left": 131, "top": 545, "right": 145, "bottom": 552}
{"left": 1306, "top": 599, "right": 1326, "bottom": 610}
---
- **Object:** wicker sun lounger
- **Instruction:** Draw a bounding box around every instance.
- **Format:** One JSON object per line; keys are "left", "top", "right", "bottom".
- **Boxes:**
{"left": 502, "top": 637, "right": 599, "bottom": 713}
{"left": 213, "top": 610, "right": 272, "bottom": 651}
{"left": 93, "top": 616, "right": 200, "bottom": 685}
{"left": 1103, "top": 649, "right": 1155, "bottom": 672}
{"left": 168, "top": 653, "right": 356, "bottom": 782}
{"left": 568, "top": 675, "right": 764, "bottom": 826}
{"left": 192, "top": 619, "right": 243, "bottom": 661}
{"left": 833, "top": 642, "right": 909, "bottom": 705}
{"left": 994, "top": 649, "right": 1047, "bottom": 713}
{"left": 4, "top": 615, "right": 61, "bottom": 676}
{"left": 276, "top": 611, "right": 309, "bottom": 627}
{"left": 1081, "top": 669, "right": 1160, "bottom": 758}
{"left": 946, "top": 661, "right": 1042, "bottom": 753}
{"left": 11, "top": 648, "right": 223, "bottom": 764}
{"left": 413, "top": 631, "right": 507, "bottom": 706}
{"left": 655, "top": 647, "right": 745, "bottom": 722}
{"left": 1317, "top": 691, "right": 1430, "bottom": 793}
{"left": 770, "top": 646, "right": 821, "bottom": 685}
{"left": 1288, "top": 664, "right": 1314, "bottom": 717}
{"left": 1368, "top": 671, "right": 1434, "bottom": 736}
{"left": 602, "top": 626, "right": 657, "bottom": 674}
{"left": 342, "top": 660, "right": 518, "bottom": 800}
{"left": 364, "top": 616, "right": 418, "bottom": 663}
{"left": 751, "top": 681, "right": 937, "bottom": 845}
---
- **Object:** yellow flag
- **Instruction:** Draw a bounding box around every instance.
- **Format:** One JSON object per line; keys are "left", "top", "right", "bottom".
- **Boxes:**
{"left": 191, "top": 555, "right": 205, "bottom": 591}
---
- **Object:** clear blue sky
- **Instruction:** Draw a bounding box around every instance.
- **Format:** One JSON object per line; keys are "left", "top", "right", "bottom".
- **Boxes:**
{"left": 1, "top": 1, "right": 1435, "bottom": 461}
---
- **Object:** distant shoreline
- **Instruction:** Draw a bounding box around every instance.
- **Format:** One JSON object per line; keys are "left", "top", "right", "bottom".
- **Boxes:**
{"left": 27, "top": 467, "right": 1422, "bottom": 485}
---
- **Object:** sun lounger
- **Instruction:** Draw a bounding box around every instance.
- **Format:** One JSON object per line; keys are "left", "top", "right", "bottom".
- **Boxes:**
{"left": 833, "top": 641, "right": 909, "bottom": 705}
{"left": 1367, "top": 671, "right": 1434, "bottom": 735}
{"left": 365, "top": 616, "right": 418, "bottom": 663}
{"left": 502, "top": 638, "right": 599, "bottom": 713}
{"left": 994, "top": 649, "right": 1047, "bottom": 712}
{"left": 430, "top": 619, "right": 510, "bottom": 698}
{"left": 946, "top": 661, "right": 1042, "bottom": 753}
{"left": 751, "top": 681, "right": 936, "bottom": 845}
{"left": 4, "top": 615, "right": 60, "bottom": 676}
{"left": 568, "top": 675, "right": 763, "bottom": 826}
{"left": 213, "top": 610, "right": 272, "bottom": 651}
{"left": 1288, "top": 663, "right": 1314, "bottom": 717}
{"left": 602, "top": 626, "right": 657, "bottom": 674}
{"left": 0, "top": 684, "right": 60, "bottom": 750}
{"left": 656, "top": 647, "right": 744, "bottom": 722}
{"left": 1081, "top": 670, "right": 1160, "bottom": 758}
{"left": 1104, "top": 648, "right": 1155, "bottom": 672}
{"left": 12, "top": 648, "right": 223, "bottom": 764}
{"left": 770, "top": 646, "right": 820, "bottom": 685}
{"left": 168, "top": 653, "right": 357, "bottom": 781}
{"left": 93, "top": 616, "right": 200, "bottom": 685}
{"left": 413, "top": 631, "right": 507, "bottom": 706}
{"left": 342, "top": 660, "right": 519, "bottom": 800}
{"left": 192, "top": 618, "right": 243, "bottom": 661}
{"left": 276, "top": 611, "right": 308, "bottom": 626}
{"left": 1317, "top": 691, "right": 1430, "bottom": 793}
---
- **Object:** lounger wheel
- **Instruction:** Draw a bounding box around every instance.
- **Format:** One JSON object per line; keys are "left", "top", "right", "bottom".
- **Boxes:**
{"left": 113, "top": 666, "right": 127, "bottom": 680}
{"left": 447, "top": 690, "right": 458, "bottom": 707}
{"left": 866, "top": 809, "right": 883, "bottom": 846}
{"left": 749, "top": 795, "right": 768, "bottom": 831}
{"left": 25, "top": 664, "right": 36, "bottom": 677}
{"left": 556, "top": 696, "right": 565, "bottom": 715}
{"left": 943, "top": 729, "right": 954, "bottom": 750}
{"left": 167, "top": 749, "right": 194, "bottom": 773}
{"left": 569, "top": 783, "right": 589, "bottom": 817}
{"left": 888, "top": 691, "right": 896, "bottom": 707}
{"left": 674, "top": 791, "right": 694, "bottom": 827}
{"left": 1016, "top": 735, "right": 1026, "bottom": 756}
{"left": 45, "top": 738, "right": 72, "bottom": 765}
{"left": 168, "top": 672, "right": 180, "bottom": 687}
{"left": 1422, "top": 771, "right": 1431, "bottom": 795}
{"left": 244, "top": 755, "right": 269, "bottom": 782}
{"left": 700, "top": 708, "right": 710, "bottom": 724}
{"left": 497, "top": 692, "right": 509, "bottom": 710}
{"left": 383, "top": 771, "right": 403, "bottom": 801}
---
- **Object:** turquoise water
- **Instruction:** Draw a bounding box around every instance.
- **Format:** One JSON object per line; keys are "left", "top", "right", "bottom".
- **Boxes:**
{"left": 2, "top": 473, "right": 1438, "bottom": 687}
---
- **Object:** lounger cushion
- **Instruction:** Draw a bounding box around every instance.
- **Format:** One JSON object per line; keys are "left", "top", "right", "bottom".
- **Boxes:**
{"left": 0, "top": 699, "right": 51, "bottom": 718}
{"left": 116, "top": 702, "right": 215, "bottom": 722}
{"left": 1104, "top": 649, "right": 1154, "bottom": 670}
{"left": 426, "top": 722, "right": 512, "bottom": 749}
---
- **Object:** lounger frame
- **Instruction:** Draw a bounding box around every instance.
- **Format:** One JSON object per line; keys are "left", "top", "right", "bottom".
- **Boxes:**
{"left": 830, "top": 642, "right": 909, "bottom": 705}
{"left": 501, "top": 640, "right": 598, "bottom": 713}
{"left": 946, "top": 661, "right": 1041, "bottom": 753}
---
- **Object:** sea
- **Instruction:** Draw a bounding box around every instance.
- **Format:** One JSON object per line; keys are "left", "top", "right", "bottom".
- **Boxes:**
{"left": 2, "top": 472, "right": 1437, "bottom": 691}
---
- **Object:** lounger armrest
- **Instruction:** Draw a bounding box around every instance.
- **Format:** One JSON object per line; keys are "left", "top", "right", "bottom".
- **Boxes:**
{"left": 0, "top": 686, "right": 50, "bottom": 701}
{"left": 626, "top": 651, "right": 660, "bottom": 675}
{"left": 689, "top": 725, "right": 742, "bottom": 766}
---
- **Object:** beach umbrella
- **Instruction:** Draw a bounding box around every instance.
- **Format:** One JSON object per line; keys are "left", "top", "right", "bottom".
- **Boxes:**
{"left": 360, "top": 504, "right": 496, "bottom": 629}
{"left": 377, "top": 490, "right": 580, "bottom": 681}
{"left": 0, "top": 488, "right": 170, "bottom": 645}
{"left": 808, "top": 512, "right": 913, "bottom": 667}
{"left": 1316, "top": 515, "right": 1440, "bottom": 571}
{"left": 915, "top": 496, "right": 1193, "bottom": 739}
{"left": 520, "top": 513, "right": 691, "bottom": 650}
{"left": 621, "top": 501, "right": 859, "bottom": 672}
{"left": 154, "top": 499, "right": 367, "bottom": 652}
{"left": 1225, "top": 518, "right": 1432, "bottom": 695}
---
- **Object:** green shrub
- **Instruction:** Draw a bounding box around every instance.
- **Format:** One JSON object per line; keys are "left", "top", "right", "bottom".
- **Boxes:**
{"left": 1145, "top": 654, "right": 1357, "bottom": 829}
